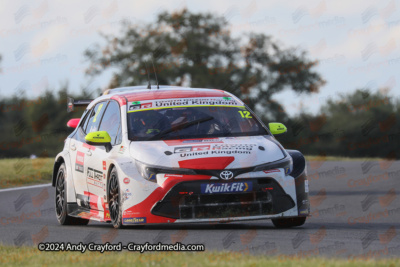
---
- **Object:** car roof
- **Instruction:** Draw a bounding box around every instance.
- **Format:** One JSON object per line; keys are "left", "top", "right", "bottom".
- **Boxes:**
{"left": 88, "top": 85, "right": 242, "bottom": 109}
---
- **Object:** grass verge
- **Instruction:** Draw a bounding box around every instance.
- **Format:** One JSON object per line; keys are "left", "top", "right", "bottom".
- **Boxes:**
{"left": 0, "top": 158, "right": 53, "bottom": 189}
{"left": 0, "top": 246, "right": 399, "bottom": 267}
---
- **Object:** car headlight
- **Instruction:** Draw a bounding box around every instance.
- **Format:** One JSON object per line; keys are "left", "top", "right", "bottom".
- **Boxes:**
{"left": 135, "top": 160, "right": 196, "bottom": 182}
{"left": 286, "top": 156, "right": 293, "bottom": 175}
{"left": 135, "top": 160, "right": 157, "bottom": 182}
{"left": 253, "top": 156, "right": 293, "bottom": 175}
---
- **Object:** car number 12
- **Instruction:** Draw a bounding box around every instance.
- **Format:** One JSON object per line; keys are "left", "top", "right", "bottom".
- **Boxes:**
{"left": 238, "top": 110, "right": 252, "bottom": 118}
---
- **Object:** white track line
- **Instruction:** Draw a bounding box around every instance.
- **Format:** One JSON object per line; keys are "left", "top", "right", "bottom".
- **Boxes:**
{"left": 0, "top": 183, "right": 51, "bottom": 193}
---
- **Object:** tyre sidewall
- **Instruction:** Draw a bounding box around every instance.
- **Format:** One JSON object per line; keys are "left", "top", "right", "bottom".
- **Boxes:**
{"left": 108, "top": 168, "right": 123, "bottom": 228}
{"left": 55, "top": 163, "right": 68, "bottom": 224}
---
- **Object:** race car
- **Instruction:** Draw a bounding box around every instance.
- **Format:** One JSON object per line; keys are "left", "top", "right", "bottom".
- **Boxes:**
{"left": 53, "top": 85, "right": 310, "bottom": 228}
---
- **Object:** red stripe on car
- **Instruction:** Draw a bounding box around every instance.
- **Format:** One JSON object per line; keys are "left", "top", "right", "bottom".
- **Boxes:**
{"left": 125, "top": 90, "right": 228, "bottom": 102}
{"left": 111, "top": 95, "right": 127, "bottom": 106}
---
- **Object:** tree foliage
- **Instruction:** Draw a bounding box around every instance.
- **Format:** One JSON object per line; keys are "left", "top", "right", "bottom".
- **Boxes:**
{"left": 85, "top": 9, "right": 325, "bottom": 121}
{"left": 0, "top": 87, "right": 86, "bottom": 158}
{"left": 280, "top": 89, "right": 400, "bottom": 159}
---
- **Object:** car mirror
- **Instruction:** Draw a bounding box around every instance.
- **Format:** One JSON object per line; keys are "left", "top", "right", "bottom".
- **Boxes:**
{"left": 268, "top": 122, "right": 287, "bottom": 136}
{"left": 85, "top": 131, "right": 112, "bottom": 152}
{"left": 67, "top": 118, "right": 80, "bottom": 128}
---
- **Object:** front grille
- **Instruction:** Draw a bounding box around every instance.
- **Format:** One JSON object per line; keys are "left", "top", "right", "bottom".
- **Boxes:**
{"left": 180, "top": 202, "right": 274, "bottom": 219}
{"left": 183, "top": 192, "right": 268, "bottom": 205}
{"left": 151, "top": 178, "right": 295, "bottom": 219}
{"left": 179, "top": 191, "right": 273, "bottom": 219}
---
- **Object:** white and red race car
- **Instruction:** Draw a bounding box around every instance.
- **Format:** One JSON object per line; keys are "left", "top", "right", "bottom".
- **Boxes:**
{"left": 53, "top": 85, "right": 310, "bottom": 228}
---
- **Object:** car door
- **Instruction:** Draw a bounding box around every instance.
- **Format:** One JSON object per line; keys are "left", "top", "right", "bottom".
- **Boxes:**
{"left": 70, "top": 101, "right": 107, "bottom": 209}
{"left": 85, "top": 100, "right": 122, "bottom": 212}
{"left": 68, "top": 110, "right": 90, "bottom": 204}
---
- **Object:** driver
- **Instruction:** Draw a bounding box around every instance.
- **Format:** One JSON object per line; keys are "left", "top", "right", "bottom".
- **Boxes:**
{"left": 131, "top": 110, "right": 169, "bottom": 136}
{"left": 169, "top": 108, "right": 223, "bottom": 135}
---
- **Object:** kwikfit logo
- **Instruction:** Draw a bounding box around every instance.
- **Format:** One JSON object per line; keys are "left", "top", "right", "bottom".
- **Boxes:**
{"left": 201, "top": 182, "right": 252, "bottom": 194}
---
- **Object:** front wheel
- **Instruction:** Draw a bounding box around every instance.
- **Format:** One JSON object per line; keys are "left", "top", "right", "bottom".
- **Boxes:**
{"left": 55, "top": 163, "right": 89, "bottom": 225}
{"left": 271, "top": 217, "right": 306, "bottom": 228}
{"left": 108, "top": 168, "right": 123, "bottom": 228}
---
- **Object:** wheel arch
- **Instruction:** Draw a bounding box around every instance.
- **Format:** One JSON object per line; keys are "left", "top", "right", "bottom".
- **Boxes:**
{"left": 106, "top": 163, "right": 116, "bottom": 201}
{"left": 53, "top": 152, "right": 77, "bottom": 203}
{"left": 286, "top": 149, "right": 310, "bottom": 217}
{"left": 287, "top": 150, "right": 306, "bottom": 178}
{"left": 52, "top": 156, "right": 65, "bottom": 187}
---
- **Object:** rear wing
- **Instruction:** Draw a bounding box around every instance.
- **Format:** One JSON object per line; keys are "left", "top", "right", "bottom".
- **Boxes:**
{"left": 67, "top": 97, "right": 93, "bottom": 112}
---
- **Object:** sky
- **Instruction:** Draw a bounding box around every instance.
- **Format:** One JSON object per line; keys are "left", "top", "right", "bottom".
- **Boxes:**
{"left": 0, "top": 0, "right": 399, "bottom": 116}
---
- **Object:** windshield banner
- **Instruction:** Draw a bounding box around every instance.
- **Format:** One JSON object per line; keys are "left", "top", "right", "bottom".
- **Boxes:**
{"left": 128, "top": 97, "right": 242, "bottom": 112}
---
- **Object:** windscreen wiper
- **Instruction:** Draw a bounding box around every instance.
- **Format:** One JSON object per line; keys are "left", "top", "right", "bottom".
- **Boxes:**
{"left": 148, "top": 116, "right": 214, "bottom": 140}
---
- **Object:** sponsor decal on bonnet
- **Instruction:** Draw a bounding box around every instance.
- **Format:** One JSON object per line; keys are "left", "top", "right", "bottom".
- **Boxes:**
{"left": 174, "top": 143, "right": 257, "bottom": 157}
{"left": 174, "top": 145, "right": 210, "bottom": 153}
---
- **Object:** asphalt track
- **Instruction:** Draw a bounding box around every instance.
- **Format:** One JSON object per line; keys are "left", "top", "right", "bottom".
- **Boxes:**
{"left": 1, "top": 160, "right": 399, "bottom": 259}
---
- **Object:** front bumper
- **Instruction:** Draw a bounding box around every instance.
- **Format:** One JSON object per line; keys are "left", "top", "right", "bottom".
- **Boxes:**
{"left": 151, "top": 178, "right": 296, "bottom": 220}
{"left": 120, "top": 166, "right": 310, "bottom": 224}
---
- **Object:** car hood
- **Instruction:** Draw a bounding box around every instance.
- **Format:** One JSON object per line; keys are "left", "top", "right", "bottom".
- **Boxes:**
{"left": 129, "top": 136, "right": 286, "bottom": 169}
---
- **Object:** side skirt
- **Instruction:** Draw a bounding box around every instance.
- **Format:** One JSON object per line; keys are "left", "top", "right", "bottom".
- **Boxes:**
{"left": 67, "top": 203, "right": 111, "bottom": 222}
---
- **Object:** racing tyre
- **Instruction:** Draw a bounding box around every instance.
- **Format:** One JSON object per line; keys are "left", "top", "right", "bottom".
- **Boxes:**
{"left": 108, "top": 168, "right": 123, "bottom": 228}
{"left": 271, "top": 217, "right": 306, "bottom": 228}
{"left": 55, "top": 163, "right": 89, "bottom": 225}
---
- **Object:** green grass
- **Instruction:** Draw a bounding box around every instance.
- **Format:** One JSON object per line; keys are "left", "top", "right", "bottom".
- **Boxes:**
{"left": 0, "top": 158, "right": 53, "bottom": 189}
{"left": 0, "top": 246, "right": 398, "bottom": 267}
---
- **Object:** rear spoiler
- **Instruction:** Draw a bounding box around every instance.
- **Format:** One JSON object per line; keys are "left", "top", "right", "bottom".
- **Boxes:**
{"left": 67, "top": 97, "right": 93, "bottom": 112}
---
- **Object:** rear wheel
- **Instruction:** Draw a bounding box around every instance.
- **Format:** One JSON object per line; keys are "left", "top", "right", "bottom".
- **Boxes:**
{"left": 108, "top": 168, "right": 123, "bottom": 228}
{"left": 55, "top": 163, "right": 89, "bottom": 225}
{"left": 271, "top": 217, "right": 306, "bottom": 228}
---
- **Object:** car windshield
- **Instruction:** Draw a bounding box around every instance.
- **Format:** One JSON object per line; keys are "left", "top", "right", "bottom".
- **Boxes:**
{"left": 127, "top": 102, "right": 268, "bottom": 141}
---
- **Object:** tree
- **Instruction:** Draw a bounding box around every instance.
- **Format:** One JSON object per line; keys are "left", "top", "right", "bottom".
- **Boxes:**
{"left": 280, "top": 89, "right": 400, "bottom": 159}
{"left": 84, "top": 9, "right": 325, "bottom": 121}
{"left": 0, "top": 86, "right": 87, "bottom": 158}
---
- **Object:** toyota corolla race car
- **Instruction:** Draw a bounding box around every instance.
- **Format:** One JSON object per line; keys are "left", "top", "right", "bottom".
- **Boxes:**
{"left": 53, "top": 85, "right": 310, "bottom": 228}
